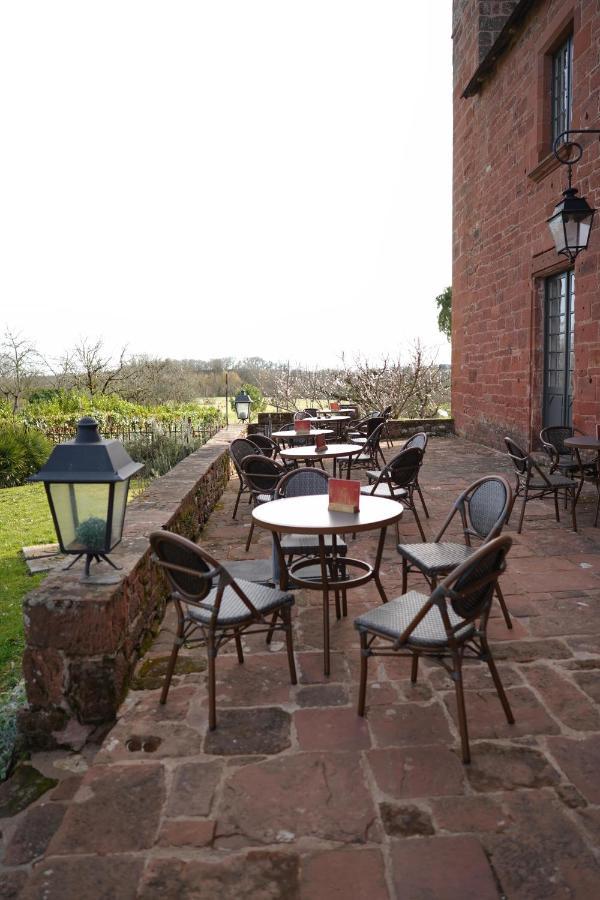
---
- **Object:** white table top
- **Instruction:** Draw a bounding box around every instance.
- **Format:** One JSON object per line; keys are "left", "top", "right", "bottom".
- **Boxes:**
{"left": 271, "top": 428, "right": 334, "bottom": 439}
{"left": 279, "top": 443, "right": 363, "bottom": 460}
{"left": 303, "top": 415, "right": 351, "bottom": 423}
{"left": 252, "top": 493, "right": 403, "bottom": 535}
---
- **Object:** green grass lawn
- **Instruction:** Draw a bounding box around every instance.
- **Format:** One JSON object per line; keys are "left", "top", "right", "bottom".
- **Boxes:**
{"left": 0, "top": 484, "right": 55, "bottom": 693}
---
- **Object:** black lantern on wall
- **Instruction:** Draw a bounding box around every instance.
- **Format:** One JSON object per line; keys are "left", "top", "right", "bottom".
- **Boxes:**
{"left": 29, "top": 417, "right": 143, "bottom": 577}
{"left": 548, "top": 130, "right": 599, "bottom": 263}
{"left": 234, "top": 389, "right": 252, "bottom": 422}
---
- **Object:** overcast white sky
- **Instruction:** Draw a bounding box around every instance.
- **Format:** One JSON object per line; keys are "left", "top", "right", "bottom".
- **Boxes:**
{"left": 0, "top": 1, "right": 452, "bottom": 369}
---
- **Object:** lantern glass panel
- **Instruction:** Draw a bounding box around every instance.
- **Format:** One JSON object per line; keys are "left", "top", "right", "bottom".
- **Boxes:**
{"left": 548, "top": 212, "right": 567, "bottom": 253}
{"left": 110, "top": 480, "right": 129, "bottom": 547}
{"left": 236, "top": 401, "right": 250, "bottom": 420}
{"left": 48, "top": 482, "right": 111, "bottom": 553}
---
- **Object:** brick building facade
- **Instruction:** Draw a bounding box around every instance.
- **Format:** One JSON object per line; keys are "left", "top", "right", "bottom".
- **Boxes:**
{"left": 452, "top": 0, "right": 600, "bottom": 448}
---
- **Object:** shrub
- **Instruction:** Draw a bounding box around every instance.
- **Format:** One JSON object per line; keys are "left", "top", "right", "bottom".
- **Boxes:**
{"left": 0, "top": 426, "right": 51, "bottom": 488}
{"left": 0, "top": 682, "right": 26, "bottom": 780}
{"left": 124, "top": 432, "right": 200, "bottom": 481}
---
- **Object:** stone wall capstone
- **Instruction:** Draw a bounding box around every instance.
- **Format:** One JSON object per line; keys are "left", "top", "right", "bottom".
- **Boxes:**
{"left": 18, "top": 424, "right": 243, "bottom": 751}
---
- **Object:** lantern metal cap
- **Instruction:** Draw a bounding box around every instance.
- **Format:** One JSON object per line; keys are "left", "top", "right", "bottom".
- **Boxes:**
{"left": 28, "top": 417, "right": 144, "bottom": 483}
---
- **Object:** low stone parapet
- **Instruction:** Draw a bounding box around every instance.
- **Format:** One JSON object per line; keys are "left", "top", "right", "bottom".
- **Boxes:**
{"left": 252, "top": 413, "right": 455, "bottom": 439}
{"left": 18, "top": 424, "right": 243, "bottom": 750}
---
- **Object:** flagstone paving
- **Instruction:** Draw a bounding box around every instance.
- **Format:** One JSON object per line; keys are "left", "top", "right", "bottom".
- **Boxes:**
{"left": 3, "top": 436, "right": 600, "bottom": 898}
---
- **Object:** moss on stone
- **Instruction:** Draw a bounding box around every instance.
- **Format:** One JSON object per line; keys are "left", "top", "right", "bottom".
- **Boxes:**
{"left": 130, "top": 655, "right": 206, "bottom": 691}
{"left": 0, "top": 765, "right": 57, "bottom": 817}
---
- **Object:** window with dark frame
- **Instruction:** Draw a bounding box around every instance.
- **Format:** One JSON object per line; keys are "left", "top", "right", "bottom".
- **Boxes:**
{"left": 551, "top": 33, "right": 573, "bottom": 146}
{"left": 543, "top": 271, "right": 575, "bottom": 428}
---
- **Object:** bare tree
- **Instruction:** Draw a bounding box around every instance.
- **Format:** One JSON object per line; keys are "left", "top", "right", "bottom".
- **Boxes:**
{"left": 60, "top": 338, "right": 131, "bottom": 397}
{"left": 0, "top": 329, "right": 42, "bottom": 412}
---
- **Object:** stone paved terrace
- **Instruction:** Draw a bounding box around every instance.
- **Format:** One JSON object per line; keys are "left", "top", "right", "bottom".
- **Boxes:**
{"left": 2, "top": 436, "right": 600, "bottom": 898}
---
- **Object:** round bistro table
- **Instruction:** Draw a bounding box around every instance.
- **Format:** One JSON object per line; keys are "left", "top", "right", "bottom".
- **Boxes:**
{"left": 252, "top": 494, "right": 403, "bottom": 675}
{"left": 303, "top": 414, "right": 351, "bottom": 440}
{"left": 564, "top": 435, "right": 600, "bottom": 526}
{"left": 279, "top": 443, "right": 363, "bottom": 478}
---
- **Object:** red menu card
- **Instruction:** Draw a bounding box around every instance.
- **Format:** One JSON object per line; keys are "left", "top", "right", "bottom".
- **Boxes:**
{"left": 295, "top": 418, "right": 311, "bottom": 433}
{"left": 596, "top": 423, "right": 600, "bottom": 440}
{"left": 330, "top": 401, "right": 340, "bottom": 411}
{"left": 328, "top": 478, "right": 360, "bottom": 513}
{"left": 315, "top": 433, "right": 328, "bottom": 452}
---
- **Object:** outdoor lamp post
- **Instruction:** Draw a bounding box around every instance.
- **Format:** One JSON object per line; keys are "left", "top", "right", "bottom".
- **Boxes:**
{"left": 234, "top": 389, "right": 252, "bottom": 422}
{"left": 548, "top": 129, "right": 600, "bottom": 262}
{"left": 29, "top": 417, "right": 143, "bottom": 578}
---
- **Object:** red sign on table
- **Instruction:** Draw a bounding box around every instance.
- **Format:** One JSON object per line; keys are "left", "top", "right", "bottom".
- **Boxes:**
{"left": 295, "top": 418, "right": 311, "bottom": 433}
{"left": 328, "top": 478, "right": 360, "bottom": 513}
{"left": 315, "top": 433, "right": 328, "bottom": 452}
{"left": 330, "top": 401, "right": 340, "bottom": 411}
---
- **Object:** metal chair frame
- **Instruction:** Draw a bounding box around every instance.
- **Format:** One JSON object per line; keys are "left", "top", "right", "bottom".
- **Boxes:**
{"left": 355, "top": 536, "right": 514, "bottom": 764}
{"left": 398, "top": 475, "right": 513, "bottom": 629}
{"left": 351, "top": 421, "right": 387, "bottom": 470}
{"left": 362, "top": 445, "right": 426, "bottom": 541}
{"left": 229, "top": 438, "right": 261, "bottom": 519}
{"left": 505, "top": 436, "right": 580, "bottom": 533}
{"left": 240, "top": 454, "right": 286, "bottom": 551}
{"left": 150, "top": 531, "right": 297, "bottom": 730}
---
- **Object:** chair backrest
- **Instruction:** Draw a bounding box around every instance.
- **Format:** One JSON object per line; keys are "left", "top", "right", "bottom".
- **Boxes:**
{"left": 230, "top": 438, "right": 261, "bottom": 473}
{"left": 248, "top": 433, "right": 278, "bottom": 458}
{"left": 403, "top": 431, "right": 428, "bottom": 452}
{"left": 460, "top": 475, "right": 512, "bottom": 543}
{"left": 276, "top": 467, "right": 329, "bottom": 498}
{"left": 366, "top": 417, "right": 385, "bottom": 439}
{"left": 304, "top": 408, "right": 318, "bottom": 417}
{"left": 540, "top": 425, "right": 574, "bottom": 456}
{"left": 150, "top": 531, "right": 257, "bottom": 624}
{"left": 385, "top": 446, "right": 424, "bottom": 488}
{"left": 382, "top": 405, "right": 393, "bottom": 419}
{"left": 241, "top": 454, "right": 285, "bottom": 493}
{"left": 279, "top": 422, "right": 295, "bottom": 432}
{"left": 294, "top": 411, "right": 309, "bottom": 421}
{"left": 435, "top": 535, "right": 512, "bottom": 624}
{"left": 504, "top": 436, "right": 530, "bottom": 475}
{"left": 364, "top": 421, "right": 386, "bottom": 451}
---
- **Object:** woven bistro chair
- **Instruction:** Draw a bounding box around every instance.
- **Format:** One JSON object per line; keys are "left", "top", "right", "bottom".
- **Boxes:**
{"left": 348, "top": 414, "right": 384, "bottom": 445}
{"left": 505, "top": 436, "right": 580, "bottom": 533}
{"left": 229, "top": 438, "right": 261, "bottom": 519}
{"left": 275, "top": 467, "right": 349, "bottom": 619}
{"left": 381, "top": 404, "right": 394, "bottom": 448}
{"left": 247, "top": 433, "right": 294, "bottom": 468}
{"left": 540, "top": 426, "right": 598, "bottom": 480}
{"left": 240, "top": 454, "right": 286, "bottom": 551}
{"left": 354, "top": 536, "right": 514, "bottom": 764}
{"left": 351, "top": 421, "right": 387, "bottom": 471}
{"left": 150, "top": 531, "right": 296, "bottom": 730}
{"left": 360, "top": 446, "right": 426, "bottom": 541}
{"left": 368, "top": 431, "right": 430, "bottom": 518}
{"left": 397, "top": 475, "right": 513, "bottom": 629}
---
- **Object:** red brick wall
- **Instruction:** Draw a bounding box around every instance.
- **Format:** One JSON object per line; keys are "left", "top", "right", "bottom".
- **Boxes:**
{"left": 452, "top": 0, "right": 600, "bottom": 448}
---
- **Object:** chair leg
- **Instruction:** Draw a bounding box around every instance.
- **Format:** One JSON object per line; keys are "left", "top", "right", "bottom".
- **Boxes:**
{"left": 334, "top": 590, "right": 341, "bottom": 620}
{"left": 411, "top": 652, "right": 419, "bottom": 683}
{"left": 160, "top": 637, "right": 182, "bottom": 705}
{"left": 232, "top": 483, "right": 243, "bottom": 519}
{"left": 412, "top": 503, "right": 426, "bottom": 542}
{"left": 341, "top": 588, "right": 348, "bottom": 617}
{"left": 282, "top": 605, "right": 297, "bottom": 685}
{"left": 402, "top": 557, "right": 408, "bottom": 593}
{"left": 495, "top": 584, "right": 512, "bottom": 630}
{"left": 207, "top": 634, "right": 217, "bottom": 731}
{"left": 553, "top": 490, "right": 560, "bottom": 522}
{"left": 452, "top": 653, "right": 470, "bottom": 764}
{"left": 416, "top": 482, "right": 430, "bottom": 518}
{"left": 571, "top": 487, "right": 578, "bottom": 532}
{"left": 517, "top": 489, "right": 528, "bottom": 534}
{"left": 358, "top": 631, "right": 369, "bottom": 716}
{"left": 235, "top": 631, "right": 244, "bottom": 664}
{"left": 483, "top": 640, "right": 514, "bottom": 725}
{"left": 266, "top": 610, "right": 278, "bottom": 645}
{"left": 245, "top": 520, "right": 255, "bottom": 553}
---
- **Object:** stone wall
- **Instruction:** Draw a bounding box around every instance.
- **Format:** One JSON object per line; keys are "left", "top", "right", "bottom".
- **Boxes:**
{"left": 18, "top": 425, "right": 242, "bottom": 751}
{"left": 452, "top": 0, "right": 600, "bottom": 449}
{"left": 251, "top": 415, "right": 454, "bottom": 440}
